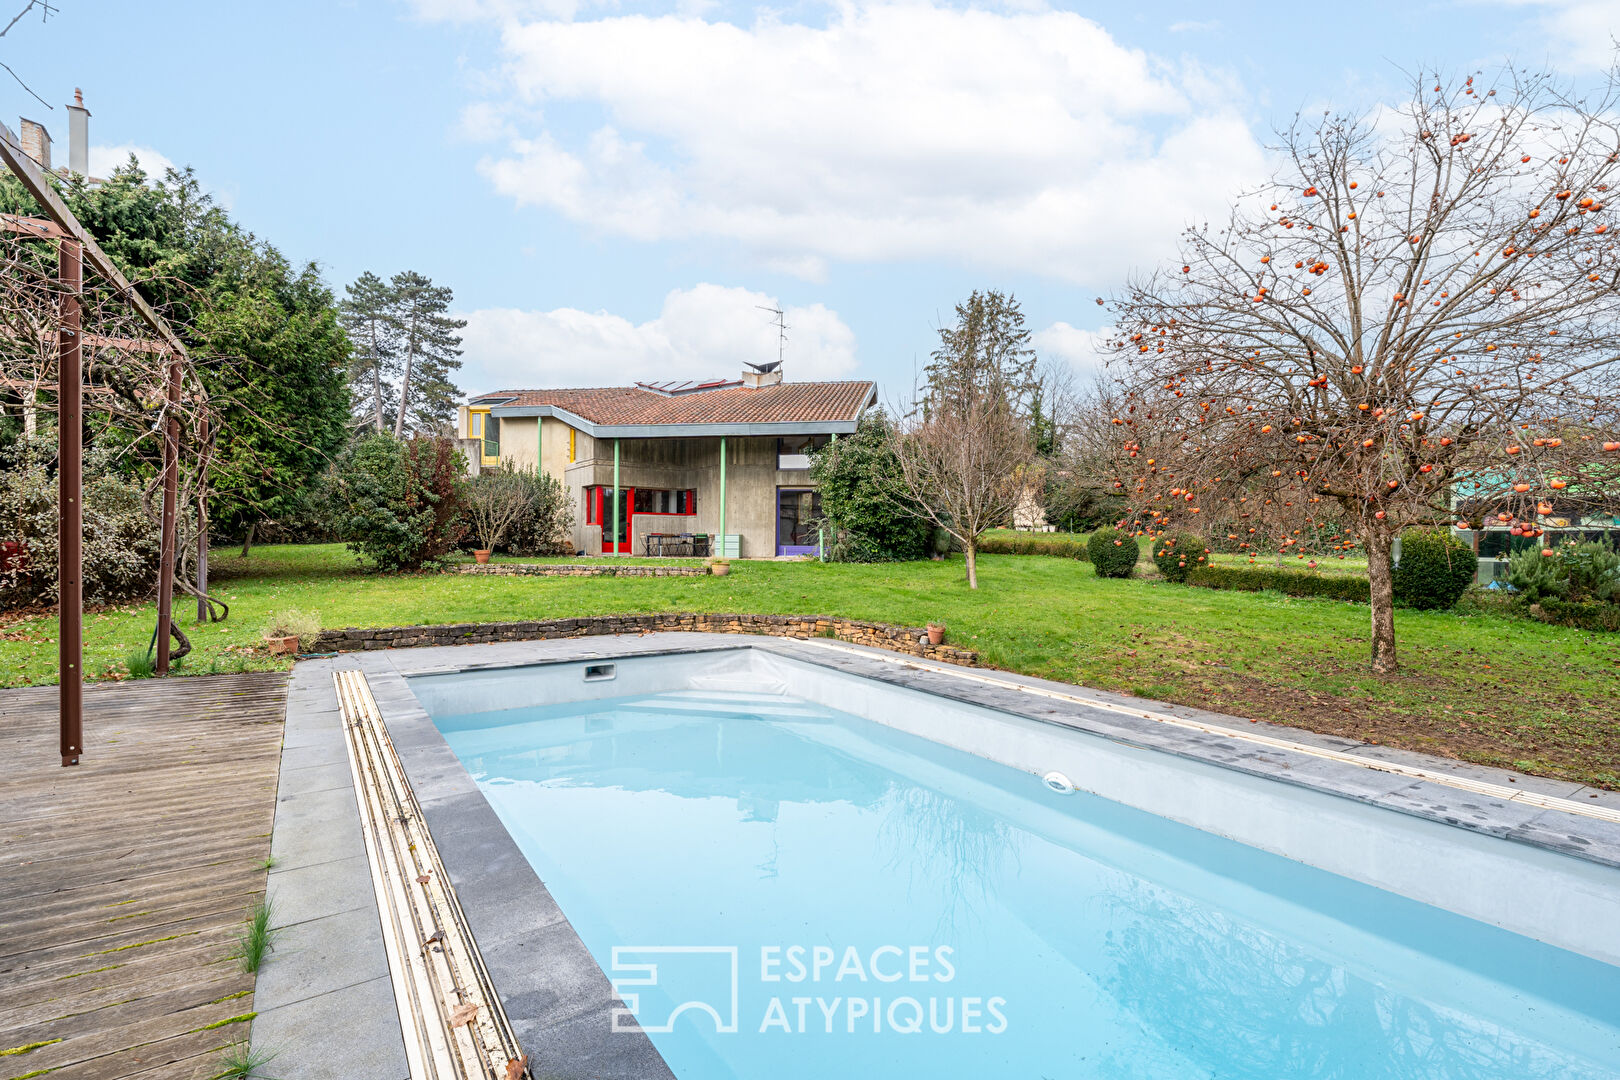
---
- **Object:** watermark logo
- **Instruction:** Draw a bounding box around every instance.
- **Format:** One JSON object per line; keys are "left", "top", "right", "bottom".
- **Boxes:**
{"left": 609, "top": 945, "right": 1006, "bottom": 1037}
{"left": 609, "top": 946, "right": 740, "bottom": 1034}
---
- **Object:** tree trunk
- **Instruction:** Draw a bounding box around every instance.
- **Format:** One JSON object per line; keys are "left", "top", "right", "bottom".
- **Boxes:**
{"left": 240, "top": 521, "right": 255, "bottom": 558}
{"left": 1364, "top": 527, "right": 1398, "bottom": 674}
{"left": 372, "top": 347, "right": 384, "bottom": 433}
{"left": 964, "top": 539, "right": 979, "bottom": 589}
{"left": 394, "top": 312, "right": 418, "bottom": 438}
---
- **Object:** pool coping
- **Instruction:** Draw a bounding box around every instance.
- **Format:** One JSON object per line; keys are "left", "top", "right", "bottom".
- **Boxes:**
{"left": 264, "top": 633, "right": 1620, "bottom": 1077}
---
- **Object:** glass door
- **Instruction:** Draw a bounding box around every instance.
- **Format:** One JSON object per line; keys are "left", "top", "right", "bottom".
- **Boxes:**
{"left": 776, "top": 488, "right": 822, "bottom": 556}
{"left": 598, "top": 486, "right": 633, "bottom": 553}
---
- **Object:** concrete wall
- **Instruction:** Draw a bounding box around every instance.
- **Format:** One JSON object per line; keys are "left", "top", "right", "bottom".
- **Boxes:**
{"left": 538, "top": 417, "right": 574, "bottom": 483}
{"left": 495, "top": 417, "right": 540, "bottom": 473}
{"left": 560, "top": 435, "right": 815, "bottom": 557}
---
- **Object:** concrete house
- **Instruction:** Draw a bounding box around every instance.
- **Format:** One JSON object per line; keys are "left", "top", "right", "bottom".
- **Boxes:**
{"left": 456, "top": 366, "right": 876, "bottom": 558}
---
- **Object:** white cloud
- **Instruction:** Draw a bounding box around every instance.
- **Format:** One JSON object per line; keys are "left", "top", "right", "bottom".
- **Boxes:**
{"left": 456, "top": 3, "right": 1264, "bottom": 284}
{"left": 1168, "top": 19, "right": 1219, "bottom": 33}
{"left": 1484, "top": 0, "right": 1620, "bottom": 69}
{"left": 88, "top": 143, "right": 174, "bottom": 180}
{"left": 458, "top": 283, "right": 858, "bottom": 392}
{"left": 1032, "top": 320, "right": 1108, "bottom": 376}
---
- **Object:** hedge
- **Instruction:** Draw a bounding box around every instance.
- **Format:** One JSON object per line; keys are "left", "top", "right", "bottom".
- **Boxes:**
{"left": 1150, "top": 531, "right": 1205, "bottom": 583}
{"left": 1087, "top": 528, "right": 1140, "bottom": 578}
{"left": 1530, "top": 597, "right": 1620, "bottom": 632}
{"left": 977, "top": 534, "right": 1090, "bottom": 561}
{"left": 1391, "top": 528, "right": 1476, "bottom": 610}
{"left": 1185, "top": 564, "right": 1372, "bottom": 603}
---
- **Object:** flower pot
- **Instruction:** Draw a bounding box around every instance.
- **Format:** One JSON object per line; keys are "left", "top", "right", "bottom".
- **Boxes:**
{"left": 926, "top": 623, "right": 945, "bottom": 646}
{"left": 265, "top": 634, "right": 300, "bottom": 656}
{"left": 474, "top": 549, "right": 492, "bottom": 564}
{"left": 710, "top": 561, "right": 731, "bottom": 577}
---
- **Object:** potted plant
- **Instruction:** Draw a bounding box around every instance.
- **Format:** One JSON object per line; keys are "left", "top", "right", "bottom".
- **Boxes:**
{"left": 264, "top": 609, "right": 321, "bottom": 655}
{"left": 468, "top": 466, "right": 535, "bottom": 566}
{"left": 926, "top": 623, "right": 946, "bottom": 645}
{"left": 709, "top": 558, "right": 731, "bottom": 577}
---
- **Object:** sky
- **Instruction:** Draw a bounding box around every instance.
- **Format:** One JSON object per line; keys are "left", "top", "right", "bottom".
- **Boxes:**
{"left": 4, "top": 0, "right": 1618, "bottom": 400}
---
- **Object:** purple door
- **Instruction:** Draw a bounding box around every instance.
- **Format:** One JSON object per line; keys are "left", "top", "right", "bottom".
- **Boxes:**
{"left": 776, "top": 488, "right": 822, "bottom": 556}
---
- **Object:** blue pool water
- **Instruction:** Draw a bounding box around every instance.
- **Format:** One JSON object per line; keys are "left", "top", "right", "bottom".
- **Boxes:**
{"left": 432, "top": 688, "right": 1620, "bottom": 1080}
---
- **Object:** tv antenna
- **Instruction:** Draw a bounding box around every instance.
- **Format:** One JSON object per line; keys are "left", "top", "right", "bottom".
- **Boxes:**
{"left": 757, "top": 304, "right": 788, "bottom": 368}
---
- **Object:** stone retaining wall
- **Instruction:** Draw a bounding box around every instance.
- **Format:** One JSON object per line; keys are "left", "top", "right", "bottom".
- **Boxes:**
{"left": 311, "top": 612, "right": 978, "bottom": 665}
{"left": 458, "top": 563, "right": 707, "bottom": 578}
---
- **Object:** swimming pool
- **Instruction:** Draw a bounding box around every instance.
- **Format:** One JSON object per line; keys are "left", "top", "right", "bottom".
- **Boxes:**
{"left": 412, "top": 648, "right": 1620, "bottom": 1080}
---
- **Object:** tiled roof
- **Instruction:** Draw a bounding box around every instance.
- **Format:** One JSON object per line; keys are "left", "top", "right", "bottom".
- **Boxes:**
{"left": 471, "top": 381, "right": 876, "bottom": 427}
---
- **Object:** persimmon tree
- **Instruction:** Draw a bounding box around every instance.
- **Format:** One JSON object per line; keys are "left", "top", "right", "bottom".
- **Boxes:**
{"left": 1101, "top": 67, "right": 1620, "bottom": 673}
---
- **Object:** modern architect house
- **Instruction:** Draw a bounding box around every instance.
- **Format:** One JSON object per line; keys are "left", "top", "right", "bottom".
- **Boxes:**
{"left": 457, "top": 366, "right": 876, "bottom": 558}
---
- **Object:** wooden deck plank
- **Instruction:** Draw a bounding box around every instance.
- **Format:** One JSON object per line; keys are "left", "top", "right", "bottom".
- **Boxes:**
{"left": 0, "top": 672, "right": 287, "bottom": 1080}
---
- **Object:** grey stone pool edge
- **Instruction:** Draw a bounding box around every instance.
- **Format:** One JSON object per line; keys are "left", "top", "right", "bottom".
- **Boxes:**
{"left": 254, "top": 633, "right": 1620, "bottom": 1077}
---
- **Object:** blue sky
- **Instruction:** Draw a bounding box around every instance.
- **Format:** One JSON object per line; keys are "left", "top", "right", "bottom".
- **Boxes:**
{"left": 8, "top": 0, "right": 1616, "bottom": 398}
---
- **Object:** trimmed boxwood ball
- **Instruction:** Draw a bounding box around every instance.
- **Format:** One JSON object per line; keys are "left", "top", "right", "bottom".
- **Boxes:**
{"left": 1087, "top": 527, "right": 1139, "bottom": 578}
{"left": 1392, "top": 528, "right": 1477, "bottom": 610}
{"left": 1151, "top": 531, "right": 1205, "bottom": 583}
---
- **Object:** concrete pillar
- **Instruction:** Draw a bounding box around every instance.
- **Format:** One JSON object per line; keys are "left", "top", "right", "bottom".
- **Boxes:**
{"left": 719, "top": 436, "right": 727, "bottom": 555}
{"left": 613, "top": 439, "right": 621, "bottom": 555}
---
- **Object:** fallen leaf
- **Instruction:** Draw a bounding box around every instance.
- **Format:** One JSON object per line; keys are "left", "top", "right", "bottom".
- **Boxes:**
{"left": 450, "top": 1002, "right": 480, "bottom": 1028}
{"left": 505, "top": 1055, "right": 530, "bottom": 1080}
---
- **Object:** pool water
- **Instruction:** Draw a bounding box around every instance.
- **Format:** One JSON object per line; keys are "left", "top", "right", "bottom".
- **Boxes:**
{"left": 433, "top": 688, "right": 1620, "bottom": 1080}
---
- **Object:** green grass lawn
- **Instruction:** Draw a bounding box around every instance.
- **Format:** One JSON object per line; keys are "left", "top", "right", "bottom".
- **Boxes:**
{"left": 1205, "top": 552, "right": 1371, "bottom": 576}
{"left": 4, "top": 542, "right": 1616, "bottom": 787}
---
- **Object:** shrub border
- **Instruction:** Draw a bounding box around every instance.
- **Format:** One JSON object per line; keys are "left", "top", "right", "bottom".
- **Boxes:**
{"left": 976, "top": 535, "right": 1091, "bottom": 561}
{"left": 1185, "top": 564, "right": 1372, "bottom": 603}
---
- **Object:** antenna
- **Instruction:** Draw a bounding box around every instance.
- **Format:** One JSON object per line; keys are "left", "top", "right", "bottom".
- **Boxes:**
{"left": 757, "top": 304, "right": 788, "bottom": 368}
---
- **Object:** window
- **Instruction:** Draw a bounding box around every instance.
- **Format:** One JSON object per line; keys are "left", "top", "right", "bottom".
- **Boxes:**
{"left": 467, "top": 411, "right": 485, "bottom": 440}
{"left": 482, "top": 415, "right": 500, "bottom": 462}
{"left": 777, "top": 434, "right": 830, "bottom": 470}
{"left": 588, "top": 486, "right": 696, "bottom": 521}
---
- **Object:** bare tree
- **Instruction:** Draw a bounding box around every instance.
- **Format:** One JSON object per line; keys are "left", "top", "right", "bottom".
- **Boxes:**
{"left": 892, "top": 396, "right": 1034, "bottom": 589}
{"left": 465, "top": 464, "right": 535, "bottom": 554}
{"left": 1102, "top": 65, "right": 1620, "bottom": 673}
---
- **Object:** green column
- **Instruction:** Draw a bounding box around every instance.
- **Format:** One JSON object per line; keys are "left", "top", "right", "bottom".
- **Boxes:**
{"left": 612, "top": 439, "right": 621, "bottom": 556}
{"left": 718, "top": 436, "right": 727, "bottom": 557}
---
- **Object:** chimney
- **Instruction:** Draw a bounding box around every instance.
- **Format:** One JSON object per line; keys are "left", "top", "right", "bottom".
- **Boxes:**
{"left": 19, "top": 118, "right": 50, "bottom": 171}
{"left": 65, "top": 88, "right": 89, "bottom": 176}
{"left": 741, "top": 362, "right": 783, "bottom": 389}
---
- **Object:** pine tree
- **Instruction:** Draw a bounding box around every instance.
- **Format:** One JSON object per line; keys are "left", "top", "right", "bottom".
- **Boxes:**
{"left": 338, "top": 271, "right": 400, "bottom": 433}
{"left": 921, "top": 290, "right": 1038, "bottom": 419}
{"left": 390, "top": 271, "right": 465, "bottom": 436}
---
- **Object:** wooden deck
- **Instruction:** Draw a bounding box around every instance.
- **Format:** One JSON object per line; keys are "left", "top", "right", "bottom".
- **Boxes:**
{"left": 0, "top": 673, "right": 288, "bottom": 1080}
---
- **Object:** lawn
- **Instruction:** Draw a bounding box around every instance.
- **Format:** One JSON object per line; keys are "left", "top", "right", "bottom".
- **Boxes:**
{"left": 3, "top": 543, "right": 1616, "bottom": 787}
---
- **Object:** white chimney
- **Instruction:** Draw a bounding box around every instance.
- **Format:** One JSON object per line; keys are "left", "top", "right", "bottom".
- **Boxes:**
{"left": 66, "top": 88, "right": 89, "bottom": 176}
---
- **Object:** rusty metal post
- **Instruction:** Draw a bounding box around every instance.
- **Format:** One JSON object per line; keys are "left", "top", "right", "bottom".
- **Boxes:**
{"left": 155, "top": 356, "right": 180, "bottom": 674}
{"left": 58, "top": 239, "right": 82, "bottom": 766}
{"left": 196, "top": 416, "right": 209, "bottom": 623}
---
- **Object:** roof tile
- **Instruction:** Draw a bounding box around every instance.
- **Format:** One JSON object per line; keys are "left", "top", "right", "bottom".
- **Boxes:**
{"left": 474, "top": 381, "right": 875, "bottom": 427}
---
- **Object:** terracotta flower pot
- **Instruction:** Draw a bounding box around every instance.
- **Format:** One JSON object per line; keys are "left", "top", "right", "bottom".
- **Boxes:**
{"left": 474, "top": 549, "right": 492, "bottom": 564}
{"left": 265, "top": 634, "right": 300, "bottom": 656}
{"left": 926, "top": 623, "right": 945, "bottom": 646}
{"left": 710, "top": 561, "right": 731, "bottom": 577}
